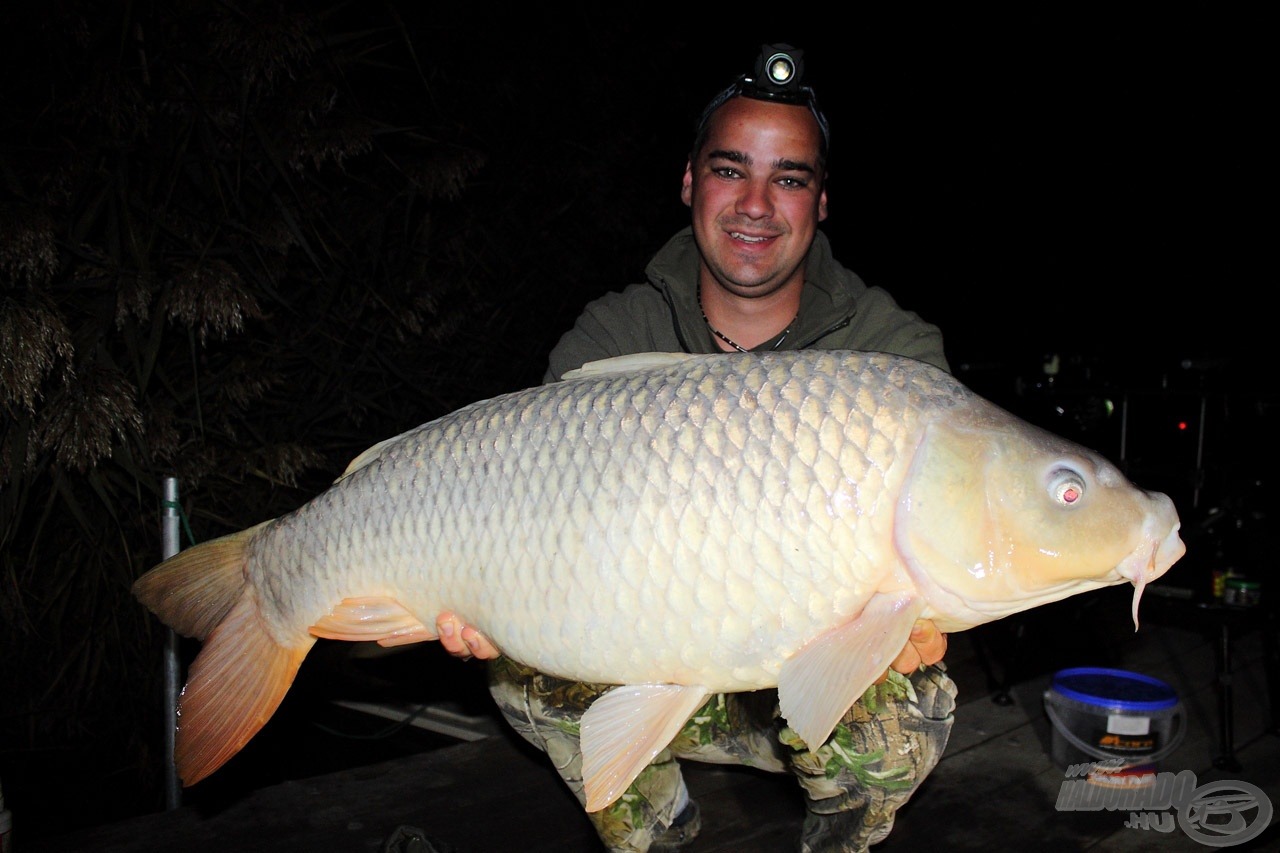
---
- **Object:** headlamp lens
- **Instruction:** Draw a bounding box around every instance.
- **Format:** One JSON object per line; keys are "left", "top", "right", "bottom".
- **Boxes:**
{"left": 764, "top": 52, "right": 796, "bottom": 86}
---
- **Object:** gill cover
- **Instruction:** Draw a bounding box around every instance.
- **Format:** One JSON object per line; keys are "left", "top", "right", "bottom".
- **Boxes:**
{"left": 895, "top": 412, "right": 1149, "bottom": 626}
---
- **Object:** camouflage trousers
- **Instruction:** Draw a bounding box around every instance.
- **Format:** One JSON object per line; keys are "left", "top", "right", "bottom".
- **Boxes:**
{"left": 488, "top": 658, "right": 957, "bottom": 853}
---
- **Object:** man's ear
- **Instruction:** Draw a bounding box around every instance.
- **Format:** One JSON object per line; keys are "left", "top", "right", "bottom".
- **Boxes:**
{"left": 817, "top": 185, "right": 829, "bottom": 222}
{"left": 680, "top": 159, "right": 693, "bottom": 207}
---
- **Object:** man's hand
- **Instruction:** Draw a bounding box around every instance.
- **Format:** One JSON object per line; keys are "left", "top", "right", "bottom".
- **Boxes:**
{"left": 435, "top": 611, "right": 500, "bottom": 660}
{"left": 876, "top": 619, "right": 947, "bottom": 684}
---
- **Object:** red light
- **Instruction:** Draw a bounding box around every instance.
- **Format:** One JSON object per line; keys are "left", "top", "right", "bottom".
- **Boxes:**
{"left": 1177, "top": 421, "right": 1188, "bottom": 431}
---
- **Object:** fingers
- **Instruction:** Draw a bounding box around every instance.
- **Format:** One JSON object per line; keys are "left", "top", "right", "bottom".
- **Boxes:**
{"left": 460, "top": 626, "right": 500, "bottom": 660}
{"left": 887, "top": 619, "right": 948, "bottom": 677}
{"left": 436, "top": 612, "right": 471, "bottom": 657}
{"left": 887, "top": 641, "right": 922, "bottom": 677}
{"left": 910, "top": 619, "right": 948, "bottom": 667}
{"left": 436, "top": 611, "right": 501, "bottom": 660}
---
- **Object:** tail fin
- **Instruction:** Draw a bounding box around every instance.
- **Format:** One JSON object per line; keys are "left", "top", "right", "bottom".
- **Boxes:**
{"left": 175, "top": 592, "right": 311, "bottom": 785}
{"left": 133, "top": 521, "right": 312, "bottom": 786}
{"left": 133, "top": 522, "right": 271, "bottom": 640}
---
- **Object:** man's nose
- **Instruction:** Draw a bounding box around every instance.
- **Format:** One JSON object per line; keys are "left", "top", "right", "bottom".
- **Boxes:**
{"left": 735, "top": 178, "right": 773, "bottom": 220}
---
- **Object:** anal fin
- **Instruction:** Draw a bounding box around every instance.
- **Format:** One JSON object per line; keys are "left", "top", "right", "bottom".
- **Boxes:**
{"left": 309, "top": 596, "right": 435, "bottom": 647}
{"left": 777, "top": 593, "right": 924, "bottom": 751}
{"left": 580, "top": 684, "right": 709, "bottom": 812}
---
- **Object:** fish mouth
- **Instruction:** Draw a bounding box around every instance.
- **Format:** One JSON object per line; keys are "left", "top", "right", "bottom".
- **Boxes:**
{"left": 909, "top": 519, "right": 1188, "bottom": 634}
{"left": 1118, "top": 522, "right": 1186, "bottom": 630}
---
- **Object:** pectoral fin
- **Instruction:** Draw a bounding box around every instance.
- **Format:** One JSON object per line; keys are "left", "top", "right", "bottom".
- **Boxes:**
{"left": 777, "top": 592, "right": 924, "bottom": 750}
{"left": 580, "top": 684, "right": 710, "bottom": 812}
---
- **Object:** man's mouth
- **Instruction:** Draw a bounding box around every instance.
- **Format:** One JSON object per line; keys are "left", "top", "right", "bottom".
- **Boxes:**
{"left": 729, "top": 231, "right": 774, "bottom": 243}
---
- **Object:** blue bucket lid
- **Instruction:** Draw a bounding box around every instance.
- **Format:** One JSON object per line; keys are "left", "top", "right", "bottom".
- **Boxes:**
{"left": 1051, "top": 667, "right": 1179, "bottom": 712}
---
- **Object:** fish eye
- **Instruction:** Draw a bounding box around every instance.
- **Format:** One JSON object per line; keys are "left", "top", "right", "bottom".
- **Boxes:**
{"left": 1049, "top": 468, "right": 1085, "bottom": 506}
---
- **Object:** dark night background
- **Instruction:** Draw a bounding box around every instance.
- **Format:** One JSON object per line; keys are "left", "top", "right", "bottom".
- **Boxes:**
{"left": 1, "top": 3, "right": 1271, "bottom": 845}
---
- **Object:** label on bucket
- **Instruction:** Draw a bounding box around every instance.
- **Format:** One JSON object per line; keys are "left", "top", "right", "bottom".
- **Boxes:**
{"left": 1107, "top": 714, "right": 1151, "bottom": 735}
{"left": 1093, "top": 727, "right": 1159, "bottom": 754}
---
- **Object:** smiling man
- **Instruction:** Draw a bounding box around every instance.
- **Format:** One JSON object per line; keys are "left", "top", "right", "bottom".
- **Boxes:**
{"left": 538, "top": 46, "right": 947, "bottom": 387}
{"left": 438, "top": 45, "right": 957, "bottom": 853}
{"left": 682, "top": 95, "right": 829, "bottom": 349}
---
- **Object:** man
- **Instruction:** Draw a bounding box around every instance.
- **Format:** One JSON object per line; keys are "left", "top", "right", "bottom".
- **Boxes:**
{"left": 436, "top": 45, "right": 956, "bottom": 852}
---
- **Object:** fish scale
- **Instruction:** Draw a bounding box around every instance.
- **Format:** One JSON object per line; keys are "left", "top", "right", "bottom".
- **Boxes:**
{"left": 273, "top": 354, "right": 895, "bottom": 684}
{"left": 134, "top": 349, "right": 1185, "bottom": 811}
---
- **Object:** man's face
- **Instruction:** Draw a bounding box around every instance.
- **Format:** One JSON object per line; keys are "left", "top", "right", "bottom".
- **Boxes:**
{"left": 682, "top": 97, "right": 829, "bottom": 299}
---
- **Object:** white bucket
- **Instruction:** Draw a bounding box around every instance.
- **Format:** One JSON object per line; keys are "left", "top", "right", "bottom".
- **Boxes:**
{"left": 1043, "top": 667, "right": 1184, "bottom": 783}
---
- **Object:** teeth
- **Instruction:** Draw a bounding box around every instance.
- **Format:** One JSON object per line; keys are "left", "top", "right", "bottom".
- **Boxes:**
{"left": 731, "top": 232, "right": 768, "bottom": 243}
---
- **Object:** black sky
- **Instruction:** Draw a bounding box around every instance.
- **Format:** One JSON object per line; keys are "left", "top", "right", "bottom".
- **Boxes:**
{"left": 408, "top": 8, "right": 1266, "bottom": 389}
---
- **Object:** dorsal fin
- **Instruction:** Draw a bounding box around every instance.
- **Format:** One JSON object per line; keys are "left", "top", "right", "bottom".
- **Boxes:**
{"left": 334, "top": 431, "right": 408, "bottom": 482}
{"left": 562, "top": 352, "right": 698, "bottom": 380}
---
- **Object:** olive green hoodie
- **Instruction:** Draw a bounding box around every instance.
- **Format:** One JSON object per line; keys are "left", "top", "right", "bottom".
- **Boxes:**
{"left": 545, "top": 228, "right": 948, "bottom": 383}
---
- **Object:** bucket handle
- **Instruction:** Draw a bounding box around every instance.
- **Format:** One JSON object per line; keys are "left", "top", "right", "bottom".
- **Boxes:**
{"left": 1043, "top": 695, "right": 1186, "bottom": 769}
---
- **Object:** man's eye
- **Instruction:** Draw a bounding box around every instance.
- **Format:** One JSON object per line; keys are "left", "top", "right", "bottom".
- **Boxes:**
{"left": 778, "top": 177, "right": 808, "bottom": 189}
{"left": 712, "top": 167, "right": 742, "bottom": 179}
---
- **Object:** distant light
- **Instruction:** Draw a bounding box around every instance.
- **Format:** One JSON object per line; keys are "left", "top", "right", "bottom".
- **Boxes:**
{"left": 1178, "top": 421, "right": 1189, "bottom": 431}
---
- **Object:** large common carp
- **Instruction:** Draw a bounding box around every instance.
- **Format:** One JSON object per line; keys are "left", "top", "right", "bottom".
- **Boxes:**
{"left": 133, "top": 350, "right": 1185, "bottom": 811}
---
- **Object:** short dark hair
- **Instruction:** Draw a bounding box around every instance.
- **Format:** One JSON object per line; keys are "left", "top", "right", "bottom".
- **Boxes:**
{"left": 690, "top": 44, "right": 830, "bottom": 172}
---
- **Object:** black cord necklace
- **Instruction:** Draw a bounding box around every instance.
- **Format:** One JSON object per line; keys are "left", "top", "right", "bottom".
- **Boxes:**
{"left": 697, "top": 288, "right": 798, "bottom": 353}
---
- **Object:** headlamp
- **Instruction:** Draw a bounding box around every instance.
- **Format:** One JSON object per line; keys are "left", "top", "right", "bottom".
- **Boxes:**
{"left": 744, "top": 45, "right": 808, "bottom": 103}
{"left": 692, "top": 43, "right": 830, "bottom": 160}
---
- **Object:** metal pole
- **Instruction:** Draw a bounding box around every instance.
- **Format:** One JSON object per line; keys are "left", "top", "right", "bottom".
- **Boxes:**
{"left": 161, "top": 477, "right": 182, "bottom": 810}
